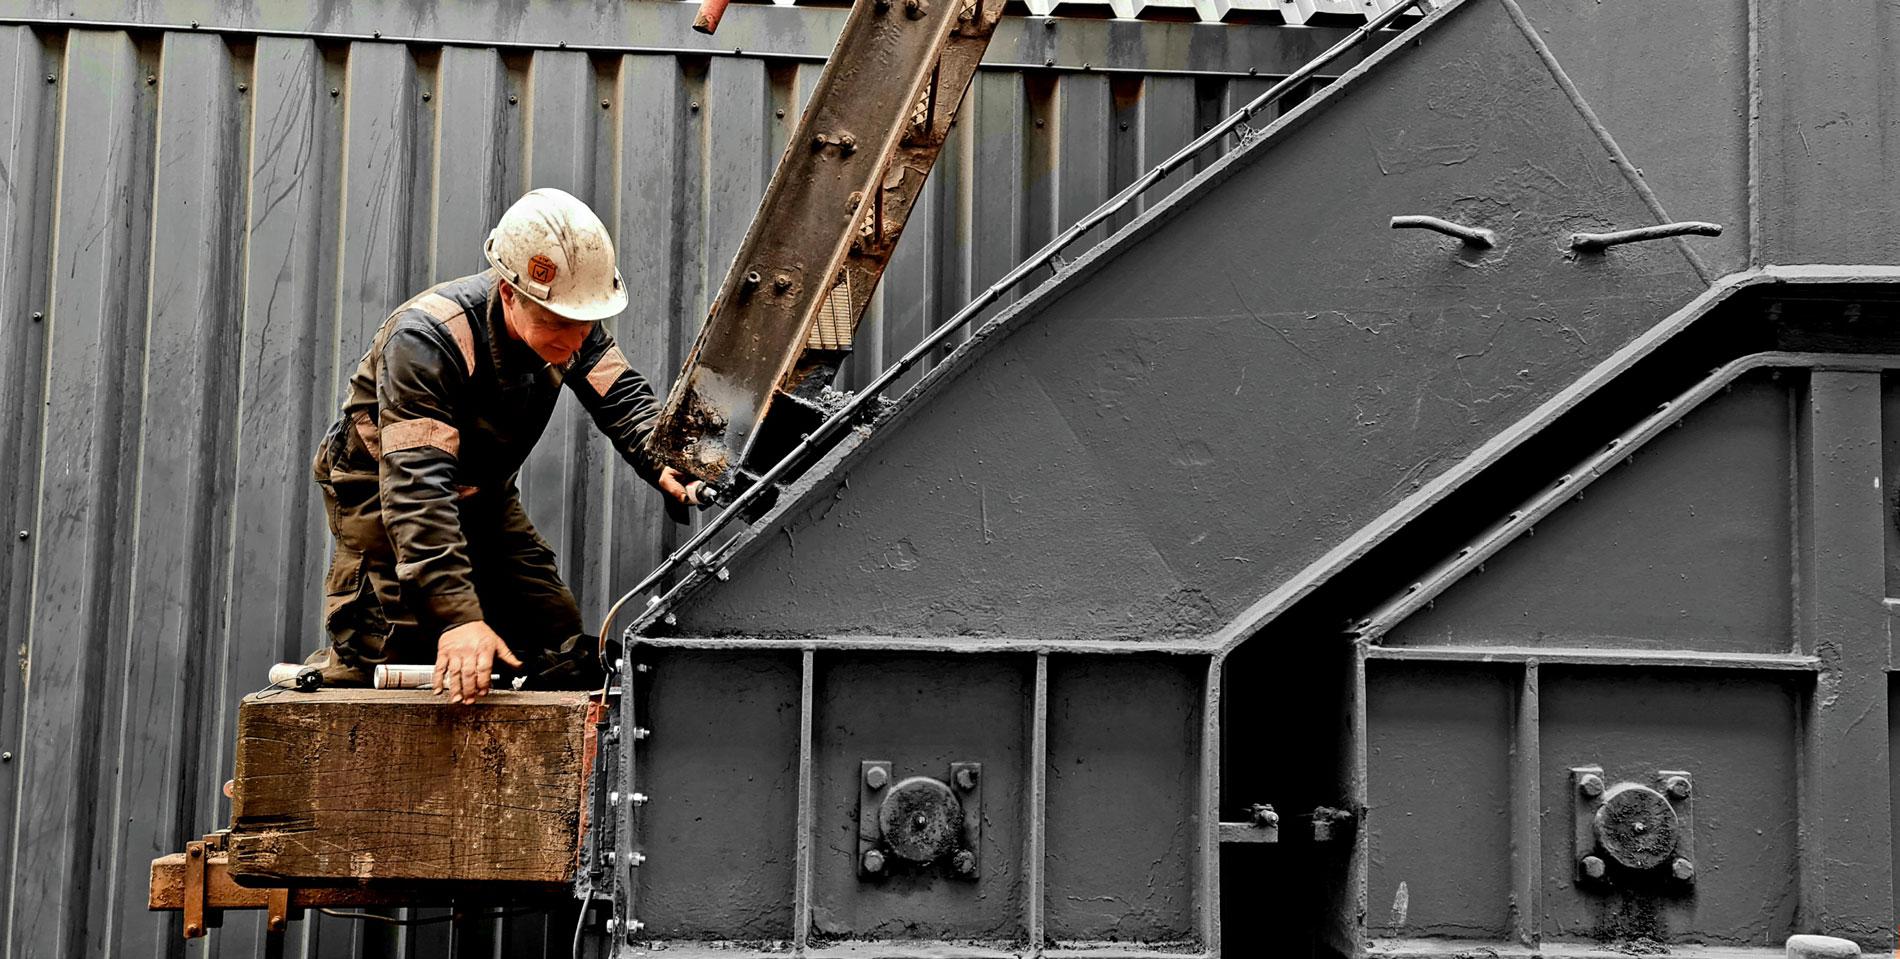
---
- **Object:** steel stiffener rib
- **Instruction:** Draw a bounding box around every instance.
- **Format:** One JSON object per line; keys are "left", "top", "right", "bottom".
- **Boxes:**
{"left": 649, "top": 0, "right": 1004, "bottom": 485}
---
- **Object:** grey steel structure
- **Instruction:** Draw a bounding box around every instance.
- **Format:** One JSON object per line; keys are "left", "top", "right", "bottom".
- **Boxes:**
{"left": 0, "top": 1, "right": 1360, "bottom": 956}
{"left": 5, "top": 0, "right": 1895, "bottom": 956}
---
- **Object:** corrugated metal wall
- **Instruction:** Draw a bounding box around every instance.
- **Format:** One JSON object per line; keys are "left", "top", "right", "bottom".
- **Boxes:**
{"left": 0, "top": 4, "right": 1340, "bottom": 956}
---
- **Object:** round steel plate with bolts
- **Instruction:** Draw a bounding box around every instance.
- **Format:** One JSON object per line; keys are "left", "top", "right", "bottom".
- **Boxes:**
{"left": 1593, "top": 783, "right": 1680, "bottom": 870}
{"left": 879, "top": 776, "right": 964, "bottom": 863}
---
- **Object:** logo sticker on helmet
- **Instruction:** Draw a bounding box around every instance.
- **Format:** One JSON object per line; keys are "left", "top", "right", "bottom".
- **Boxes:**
{"left": 528, "top": 254, "right": 559, "bottom": 285}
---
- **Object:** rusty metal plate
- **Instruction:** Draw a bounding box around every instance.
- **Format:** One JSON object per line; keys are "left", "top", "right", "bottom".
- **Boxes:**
{"left": 878, "top": 775, "right": 963, "bottom": 862}
{"left": 1594, "top": 783, "right": 1680, "bottom": 871}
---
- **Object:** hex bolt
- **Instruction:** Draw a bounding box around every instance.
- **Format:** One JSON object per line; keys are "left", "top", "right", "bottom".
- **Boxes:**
{"left": 630, "top": 792, "right": 649, "bottom": 805}
{"left": 600, "top": 99, "right": 611, "bottom": 109}
{"left": 1, "top": 752, "right": 11, "bottom": 762}
{"left": 741, "top": 270, "right": 762, "bottom": 292}
{"left": 953, "top": 849, "right": 977, "bottom": 877}
{"left": 1580, "top": 855, "right": 1606, "bottom": 880}
{"left": 1671, "top": 857, "right": 1695, "bottom": 881}
{"left": 905, "top": 0, "right": 928, "bottom": 17}
{"left": 864, "top": 766, "right": 889, "bottom": 790}
{"left": 419, "top": 90, "right": 429, "bottom": 101}
{"left": 838, "top": 133, "right": 857, "bottom": 155}
{"left": 602, "top": 850, "right": 616, "bottom": 865}
{"left": 331, "top": 87, "right": 341, "bottom": 98}
{"left": 630, "top": 851, "right": 647, "bottom": 865}
{"left": 16, "top": 531, "right": 27, "bottom": 540}
{"left": 716, "top": 567, "right": 731, "bottom": 582}
{"left": 609, "top": 791, "right": 622, "bottom": 804}
{"left": 1578, "top": 774, "right": 1605, "bottom": 798}
{"left": 1665, "top": 776, "right": 1691, "bottom": 799}
{"left": 605, "top": 918, "right": 619, "bottom": 934}
{"left": 954, "top": 767, "right": 978, "bottom": 791}
{"left": 632, "top": 726, "right": 651, "bottom": 740}
{"left": 31, "top": 312, "right": 42, "bottom": 322}
{"left": 145, "top": 74, "right": 156, "bottom": 85}
{"left": 862, "top": 849, "right": 886, "bottom": 873}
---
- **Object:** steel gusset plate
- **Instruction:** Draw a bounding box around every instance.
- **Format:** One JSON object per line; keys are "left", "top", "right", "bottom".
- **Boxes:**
{"left": 647, "top": 0, "right": 1004, "bottom": 485}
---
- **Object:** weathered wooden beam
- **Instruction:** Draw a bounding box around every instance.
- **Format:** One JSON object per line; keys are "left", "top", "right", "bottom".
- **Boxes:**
{"left": 227, "top": 689, "right": 595, "bottom": 885}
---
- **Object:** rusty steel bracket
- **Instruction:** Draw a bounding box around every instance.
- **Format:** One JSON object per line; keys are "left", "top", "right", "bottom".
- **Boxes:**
{"left": 648, "top": 0, "right": 1005, "bottom": 487}
{"left": 857, "top": 760, "right": 983, "bottom": 880}
{"left": 1572, "top": 766, "right": 1696, "bottom": 885}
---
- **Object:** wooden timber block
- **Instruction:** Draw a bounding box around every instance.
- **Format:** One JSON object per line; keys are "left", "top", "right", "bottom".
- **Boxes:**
{"left": 228, "top": 689, "right": 594, "bottom": 885}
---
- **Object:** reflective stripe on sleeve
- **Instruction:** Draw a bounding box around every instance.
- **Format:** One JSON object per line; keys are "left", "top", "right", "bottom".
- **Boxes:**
{"left": 586, "top": 344, "right": 631, "bottom": 397}
{"left": 381, "top": 417, "right": 461, "bottom": 457}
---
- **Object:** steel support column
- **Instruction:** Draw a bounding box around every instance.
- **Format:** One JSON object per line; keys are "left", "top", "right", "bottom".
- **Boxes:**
{"left": 1795, "top": 370, "right": 1894, "bottom": 946}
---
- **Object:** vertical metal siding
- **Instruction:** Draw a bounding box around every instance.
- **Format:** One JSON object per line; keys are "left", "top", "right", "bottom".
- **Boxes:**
{"left": 0, "top": 17, "right": 1311, "bottom": 958}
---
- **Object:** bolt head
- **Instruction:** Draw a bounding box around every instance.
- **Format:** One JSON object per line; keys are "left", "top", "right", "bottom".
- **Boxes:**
{"left": 862, "top": 849, "right": 885, "bottom": 873}
{"left": 1671, "top": 857, "right": 1695, "bottom": 881}
{"left": 953, "top": 849, "right": 977, "bottom": 877}
{"left": 1578, "top": 774, "right": 1605, "bottom": 798}
{"left": 1, "top": 751, "right": 11, "bottom": 762}
{"left": 864, "top": 766, "right": 889, "bottom": 790}
{"left": 1580, "top": 855, "right": 1606, "bottom": 879}
{"left": 1665, "top": 776, "right": 1691, "bottom": 799}
{"left": 954, "top": 767, "right": 978, "bottom": 791}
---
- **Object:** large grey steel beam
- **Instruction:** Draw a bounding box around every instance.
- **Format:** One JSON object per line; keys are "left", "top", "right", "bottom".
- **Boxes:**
{"left": 1794, "top": 371, "right": 1894, "bottom": 948}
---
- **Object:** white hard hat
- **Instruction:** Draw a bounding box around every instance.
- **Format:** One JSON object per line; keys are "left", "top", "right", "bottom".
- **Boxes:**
{"left": 484, "top": 187, "right": 628, "bottom": 322}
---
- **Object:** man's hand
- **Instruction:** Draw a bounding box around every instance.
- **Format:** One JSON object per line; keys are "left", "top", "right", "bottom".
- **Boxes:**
{"left": 434, "top": 621, "right": 523, "bottom": 704}
{"left": 658, "top": 466, "right": 707, "bottom": 507}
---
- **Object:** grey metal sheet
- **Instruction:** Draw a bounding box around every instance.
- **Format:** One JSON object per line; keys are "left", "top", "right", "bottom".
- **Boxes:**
{"left": 0, "top": 26, "right": 55, "bottom": 946}
{"left": 11, "top": 28, "right": 153, "bottom": 959}
{"left": 111, "top": 31, "right": 242, "bottom": 956}
{"left": 4, "top": 0, "right": 1381, "bottom": 74}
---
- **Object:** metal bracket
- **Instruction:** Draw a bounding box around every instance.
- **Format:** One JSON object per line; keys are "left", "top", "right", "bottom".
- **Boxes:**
{"left": 1572, "top": 765, "right": 1696, "bottom": 885}
{"left": 1217, "top": 803, "right": 1281, "bottom": 844}
{"left": 857, "top": 760, "right": 983, "bottom": 880}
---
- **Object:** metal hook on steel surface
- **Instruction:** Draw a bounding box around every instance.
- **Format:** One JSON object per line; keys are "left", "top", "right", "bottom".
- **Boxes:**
{"left": 1571, "top": 221, "right": 1721, "bottom": 252}
{"left": 1390, "top": 215, "right": 1496, "bottom": 248}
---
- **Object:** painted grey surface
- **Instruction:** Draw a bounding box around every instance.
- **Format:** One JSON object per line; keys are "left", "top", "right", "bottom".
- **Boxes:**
{"left": 0, "top": 10, "right": 1319, "bottom": 957}
{"left": 670, "top": 0, "right": 1710, "bottom": 641}
{"left": 1386, "top": 374, "right": 1795, "bottom": 654}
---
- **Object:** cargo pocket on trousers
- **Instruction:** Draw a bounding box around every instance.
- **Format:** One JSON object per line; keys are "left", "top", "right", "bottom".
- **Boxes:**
{"left": 322, "top": 547, "right": 367, "bottom": 631}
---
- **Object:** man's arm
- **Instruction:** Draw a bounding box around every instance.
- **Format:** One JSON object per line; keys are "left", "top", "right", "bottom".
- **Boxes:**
{"left": 376, "top": 323, "right": 520, "bottom": 702}
{"left": 566, "top": 326, "right": 701, "bottom": 504}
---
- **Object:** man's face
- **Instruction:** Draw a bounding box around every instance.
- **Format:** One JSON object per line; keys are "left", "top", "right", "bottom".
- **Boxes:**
{"left": 500, "top": 283, "right": 592, "bottom": 367}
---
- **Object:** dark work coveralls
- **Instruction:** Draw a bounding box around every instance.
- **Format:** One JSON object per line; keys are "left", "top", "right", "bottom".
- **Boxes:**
{"left": 309, "top": 270, "right": 664, "bottom": 686}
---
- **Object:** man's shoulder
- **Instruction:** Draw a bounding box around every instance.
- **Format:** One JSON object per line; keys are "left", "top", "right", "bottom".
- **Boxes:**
{"left": 385, "top": 271, "right": 492, "bottom": 375}
{"left": 389, "top": 271, "right": 494, "bottom": 325}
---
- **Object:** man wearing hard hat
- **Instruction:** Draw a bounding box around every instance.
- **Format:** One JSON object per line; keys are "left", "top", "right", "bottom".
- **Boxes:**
{"left": 306, "top": 188, "right": 701, "bottom": 703}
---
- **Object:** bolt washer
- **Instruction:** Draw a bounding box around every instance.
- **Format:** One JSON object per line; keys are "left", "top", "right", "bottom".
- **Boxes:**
{"left": 878, "top": 776, "right": 964, "bottom": 863}
{"left": 1594, "top": 783, "right": 1680, "bottom": 871}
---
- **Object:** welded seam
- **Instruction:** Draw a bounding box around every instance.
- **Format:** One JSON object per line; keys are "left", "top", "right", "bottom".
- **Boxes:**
{"left": 793, "top": 648, "right": 815, "bottom": 955}
{"left": 1747, "top": 0, "right": 1763, "bottom": 267}
{"left": 1497, "top": 0, "right": 1714, "bottom": 285}
{"left": 1028, "top": 653, "right": 1047, "bottom": 955}
{"left": 1198, "top": 653, "right": 1222, "bottom": 956}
